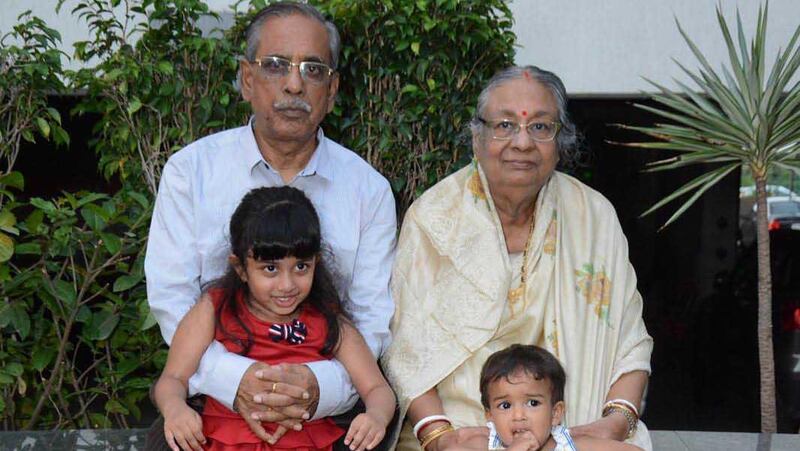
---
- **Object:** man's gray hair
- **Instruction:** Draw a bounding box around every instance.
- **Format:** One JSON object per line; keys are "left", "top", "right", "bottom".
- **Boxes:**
{"left": 236, "top": 1, "right": 341, "bottom": 89}
{"left": 470, "top": 66, "right": 580, "bottom": 167}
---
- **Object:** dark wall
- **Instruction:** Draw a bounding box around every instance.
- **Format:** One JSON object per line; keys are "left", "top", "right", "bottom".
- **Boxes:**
{"left": 569, "top": 97, "right": 758, "bottom": 432}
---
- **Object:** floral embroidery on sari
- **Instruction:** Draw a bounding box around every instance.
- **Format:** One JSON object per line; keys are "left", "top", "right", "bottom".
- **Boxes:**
{"left": 467, "top": 159, "right": 489, "bottom": 207}
{"left": 574, "top": 263, "right": 612, "bottom": 324}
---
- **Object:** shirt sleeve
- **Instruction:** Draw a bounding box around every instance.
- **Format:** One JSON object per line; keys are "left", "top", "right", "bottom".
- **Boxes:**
{"left": 311, "top": 177, "right": 397, "bottom": 419}
{"left": 145, "top": 156, "right": 255, "bottom": 409}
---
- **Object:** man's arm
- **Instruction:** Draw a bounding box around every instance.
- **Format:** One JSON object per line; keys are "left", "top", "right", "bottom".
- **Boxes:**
{"left": 145, "top": 157, "right": 255, "bottom": 409}
{"left": 308, "top": 179, "right": 397, "bottom": 419}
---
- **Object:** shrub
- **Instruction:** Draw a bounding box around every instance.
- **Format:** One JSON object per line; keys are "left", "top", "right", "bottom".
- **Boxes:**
{"left": 318, "top": 0, "right": 516, "bottom": 212}
{"left": 0, "top": 190, "right": 163, "bottom": 429}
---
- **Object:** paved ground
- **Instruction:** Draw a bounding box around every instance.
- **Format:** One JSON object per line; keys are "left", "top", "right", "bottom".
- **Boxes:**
{"left": 1, "top": 429, "right": 799, "bottom": 450}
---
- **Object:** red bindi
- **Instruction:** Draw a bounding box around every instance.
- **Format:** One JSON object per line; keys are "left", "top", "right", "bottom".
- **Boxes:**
{"left": 522, "top": 110, "right": 527, "bottom": 116}
{"left": 523, "top": 71, "right": 531, "bottom": 80}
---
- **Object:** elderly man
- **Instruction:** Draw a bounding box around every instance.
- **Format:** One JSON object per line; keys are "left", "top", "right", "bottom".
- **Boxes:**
{"left": 144, "top": 1, "right": 396, "bottom": 446}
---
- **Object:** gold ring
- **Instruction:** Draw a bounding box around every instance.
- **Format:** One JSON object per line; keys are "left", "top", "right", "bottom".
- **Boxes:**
{"left": 271, "top": 382, "right": 278, "bottom": 393}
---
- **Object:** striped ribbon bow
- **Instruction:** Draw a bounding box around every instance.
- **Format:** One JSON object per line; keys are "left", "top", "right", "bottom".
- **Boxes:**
{"left": 269, "top": 319, "right": 308, "bottom": 345}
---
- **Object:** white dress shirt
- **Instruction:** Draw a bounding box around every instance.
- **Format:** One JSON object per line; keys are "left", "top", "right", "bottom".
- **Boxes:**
{"left": 144, "top": 124, "right": 396, "bottom": 418}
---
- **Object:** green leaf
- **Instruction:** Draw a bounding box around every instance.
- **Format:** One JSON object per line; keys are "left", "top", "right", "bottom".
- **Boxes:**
{"left": 0, "top": 233, "right": 13, "bottom": 263}
{"left": 113, "top": 274, "right": 142, "bottom": 292}
{"left": 14, "top": 242, "right": 41, "bottom": 255}
{"left": 0, "top": 210, "right": 17, "bottom": 231}
{"left": 88, "top": 310, "right": 120, "bottom": 341}
{"left": 9, "top": 305, "right": 30, "bottom": 338}
{"left": 411, "top": 42, "right": 420, "bottom": 55}
{"left": 52, "top": 279, "right": 77, "bottom": 309}
{"left": 32, "top": 348, "right": 56, "bottom": 371}
{"left": 140, "top": 311, "right": 158, "bottom": 330}
{"left": 30, "top": 198, "right": 57, "bottom": 213}
{"left": 0, "top": 374, "right": 13, "bottom": 385}
{"left": 4, "top": 362, "right": 23, "bottom": 377}
{"left": 0, "top": 172, "right": 24, "bottom": 190}
{"left": 76, "top": 305, "right": 92, "bottom": 323}
{"left": 21, "top": 129, "right": 35, "bottom": 143}
{"left": 105, "top": 399, "right": 129, "bottom": 415}
{"left": 157, "top": 61, "right": 174, "bottom": 75}
{"left": 127, "top": 191, "right": 150, "bottom": 209}
{"left": 100, "top": 232, "right": 122, "bottom": 254}
{"left": 80, "top": 206, "right": 106, "bottom": 232}
{"left": 36, "top": 117, "right": 50, "bottom": 139}
{"left": 46, "top": 107, "right": 62, "bottom": 124}
{"left": 127, "top": 98, "right": 143, "bottom": 115}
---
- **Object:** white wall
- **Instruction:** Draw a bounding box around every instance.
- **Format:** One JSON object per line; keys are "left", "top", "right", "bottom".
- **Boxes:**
{"left": 510, "top": 0, "right": 800, "bottom": 95}
{"left": 3, "top": 0, "right": 799, "bottom": 95}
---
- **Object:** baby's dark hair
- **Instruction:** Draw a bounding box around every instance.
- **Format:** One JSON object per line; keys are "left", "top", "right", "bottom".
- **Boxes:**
{"left": 208, "top": 186, "right": 347, "bottom": 356}
{"left": 479, "top": 344, "right": 566, "bottom": 409}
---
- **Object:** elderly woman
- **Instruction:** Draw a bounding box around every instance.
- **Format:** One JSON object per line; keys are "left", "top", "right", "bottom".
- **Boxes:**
{"left": 383, "top": 66, "right": 653, "bottom": 451}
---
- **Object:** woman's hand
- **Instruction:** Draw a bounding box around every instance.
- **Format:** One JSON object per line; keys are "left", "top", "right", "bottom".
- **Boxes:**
{"left": 163, "top": 402, "right": 206, "bottom": 451}
{"left": 432, "top": 426, "right": 489, "bottom": 451}
{"left": 568, "top": 413, "right": 629, "bottom": 442}
{"left": 343, "top": 412, "right": 388, "bottom": 451}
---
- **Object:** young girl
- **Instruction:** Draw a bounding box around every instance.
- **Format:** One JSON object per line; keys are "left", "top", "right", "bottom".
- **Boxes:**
{"left": 479, "top": 345, "right": 642, "bottom": 451}
{"left": 154, "top": 186, "right": 396, "bottom": 451}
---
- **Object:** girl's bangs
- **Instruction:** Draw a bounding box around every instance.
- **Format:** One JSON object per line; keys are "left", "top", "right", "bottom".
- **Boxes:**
{"left": 246, "top": 202, "right": 320, "bottom": 261}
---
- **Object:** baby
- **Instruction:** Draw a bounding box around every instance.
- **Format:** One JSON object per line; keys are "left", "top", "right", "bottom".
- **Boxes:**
{"left": 479, "top": 344, "right": 642, "bottom": 451}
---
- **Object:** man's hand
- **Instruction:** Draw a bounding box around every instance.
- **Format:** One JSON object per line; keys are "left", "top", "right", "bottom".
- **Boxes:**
{"left": 233, "top": 362, "right": 320, "bottom": 444}
{"left": 568, "top": 414, "right": 629, "bottom": 442}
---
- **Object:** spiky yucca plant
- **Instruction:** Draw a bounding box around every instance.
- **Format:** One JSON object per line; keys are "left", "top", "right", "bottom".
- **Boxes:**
{"left": 621, "top": 2, "right": 800, "bottom": 432}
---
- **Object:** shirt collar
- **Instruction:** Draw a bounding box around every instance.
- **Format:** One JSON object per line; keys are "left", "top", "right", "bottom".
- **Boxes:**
{"left": 242, "top": 117, "right": 333, "bottom": 182}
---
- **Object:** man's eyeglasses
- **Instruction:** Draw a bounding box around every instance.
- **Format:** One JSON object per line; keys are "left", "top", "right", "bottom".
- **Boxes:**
{"left": 250, "top": 56, "right": 334, "bottom": 84}
{"left": 476, "top": 117, "right": 561, "bottom": 142}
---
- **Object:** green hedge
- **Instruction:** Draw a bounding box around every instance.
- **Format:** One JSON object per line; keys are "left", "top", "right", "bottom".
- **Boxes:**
{"left": 0, "top": 0, "right": 515, "bottom": 429}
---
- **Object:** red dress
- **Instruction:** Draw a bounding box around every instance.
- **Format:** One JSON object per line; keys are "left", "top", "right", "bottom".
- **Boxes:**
{"left": 202, "top": 288, "right": 344, "bottom": 450}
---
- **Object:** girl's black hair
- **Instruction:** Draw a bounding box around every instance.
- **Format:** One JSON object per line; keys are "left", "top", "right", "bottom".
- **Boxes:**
{"left": 208, "top": 186, "right": 347, "bottom": 357}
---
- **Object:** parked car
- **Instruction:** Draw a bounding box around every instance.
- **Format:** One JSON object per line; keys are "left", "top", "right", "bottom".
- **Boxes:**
{"left": 752, "top": 196, "right": 800, "bottom": 231}
{"left": 740, "top": 184, "right": 800, "bottom": 199}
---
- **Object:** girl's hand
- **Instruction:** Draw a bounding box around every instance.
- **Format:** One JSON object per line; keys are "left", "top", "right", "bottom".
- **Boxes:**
{"left": 163, "top": 403, "right": 206, "bottom": 451}
{"left": 343, "top": 412, "right": 388, "bottom": 451}
{"left": 506, "top": 431, "right": 542, "bottom": 451}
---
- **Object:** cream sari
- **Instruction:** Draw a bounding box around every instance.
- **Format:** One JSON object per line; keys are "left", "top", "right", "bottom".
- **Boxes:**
{"left": 383, "top": 161, "right": 653, "bottom": 450}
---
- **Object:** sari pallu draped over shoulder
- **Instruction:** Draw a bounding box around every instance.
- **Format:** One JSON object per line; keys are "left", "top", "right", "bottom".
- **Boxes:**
{"left": 382, "top": 162, "right": 654, "bottom": 450}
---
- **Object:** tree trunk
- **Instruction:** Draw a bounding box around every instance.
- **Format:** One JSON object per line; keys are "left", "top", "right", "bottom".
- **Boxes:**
{"left": 754, "top": 175, "right": 777, "bottom": 432}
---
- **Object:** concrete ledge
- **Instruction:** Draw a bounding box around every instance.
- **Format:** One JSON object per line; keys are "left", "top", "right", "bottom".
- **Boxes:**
{"left": 652, "top": 430, "right": 800, "bottom": 450}
{"left": 0, "top": 429, "right": 798, "bottom": 450}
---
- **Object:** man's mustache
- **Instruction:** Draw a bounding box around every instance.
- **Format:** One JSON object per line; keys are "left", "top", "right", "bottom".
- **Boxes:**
{"left": 273, "top": 98, "right": 312, "bottom": 113}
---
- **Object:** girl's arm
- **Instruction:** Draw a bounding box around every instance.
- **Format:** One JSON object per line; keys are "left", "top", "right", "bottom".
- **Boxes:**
{"left": 153, "top": 294, "right": 216, "bottom": 451}
{"left": 335, "top": 321, "right": 396, "bottom": 451}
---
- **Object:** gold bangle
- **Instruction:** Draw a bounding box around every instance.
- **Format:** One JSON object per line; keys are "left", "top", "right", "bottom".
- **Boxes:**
{"left": 602, "top": 403, "right": 638, "bottom": 439}
{"left": 419, "top": 424, "right": 455, "bottom": 450}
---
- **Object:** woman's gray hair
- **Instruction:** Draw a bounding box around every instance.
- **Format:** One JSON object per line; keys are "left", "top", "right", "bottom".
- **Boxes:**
{"left": 236, "top": 2, "right": 341, "bottom": 89}
{"left": 470, "top": 66, "right": 581, "bottom": 168}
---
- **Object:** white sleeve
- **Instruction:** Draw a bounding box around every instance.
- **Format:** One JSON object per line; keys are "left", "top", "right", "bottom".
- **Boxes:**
{"left": 310, "top": 179, "right": 397, "bottom": 419}
{"left": 145, "top": 157, "right": 255, "bottom": 409}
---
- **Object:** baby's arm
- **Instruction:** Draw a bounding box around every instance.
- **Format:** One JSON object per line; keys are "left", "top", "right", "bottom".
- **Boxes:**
{"left": 153, "top": 295, "right": 216, "bottom": 451}
{"left": 335, "top": 321, "right": 397, "bottom": 451}
{"left": 574, "top": 436, "right": 643, "bottom": 451}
